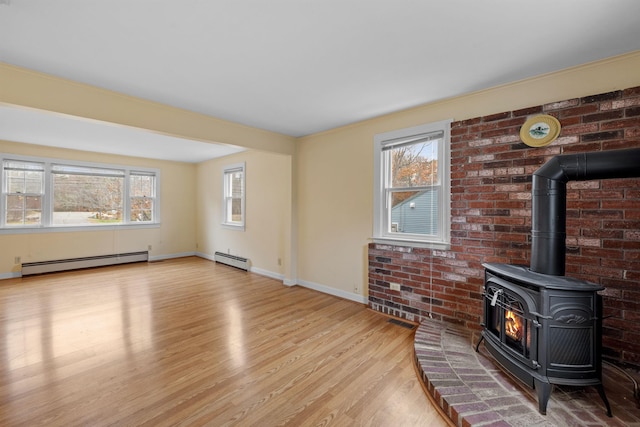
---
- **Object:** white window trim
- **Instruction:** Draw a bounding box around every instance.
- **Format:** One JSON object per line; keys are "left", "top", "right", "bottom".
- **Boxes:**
{"left": 373, "top": 119, "right": 452, "bottom": 249}
{"left": 0, "top": 153, "right": 160, "bottom": 234}
{"left": 222, "top": 162, "right": 245, "bottom": 231}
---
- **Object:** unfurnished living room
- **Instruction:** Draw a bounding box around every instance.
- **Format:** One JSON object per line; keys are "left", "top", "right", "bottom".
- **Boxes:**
{"left": 1, "top": 1, "right": 640, "bottom": 426}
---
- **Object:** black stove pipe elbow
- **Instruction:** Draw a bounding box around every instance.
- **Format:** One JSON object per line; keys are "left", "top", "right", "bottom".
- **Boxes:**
{"left": 530, "top": 147, "right": 640, "bottom": 276}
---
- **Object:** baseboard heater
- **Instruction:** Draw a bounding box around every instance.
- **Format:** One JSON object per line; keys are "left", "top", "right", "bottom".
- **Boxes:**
{"left": 214, "top": 252, "right": 250, "bottom": 271}
{"left": 21, "top": 251, "right": 149, "bottom": 276}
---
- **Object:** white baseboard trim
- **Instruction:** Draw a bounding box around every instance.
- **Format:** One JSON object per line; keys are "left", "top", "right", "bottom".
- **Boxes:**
{"left": 149, "top": 251, "right": 197, "bottom": 262}
{"left": 183, "top": 253, "right": 367, "bottom": 304}
{"left": 195, "top": 251, "right": 215, "bottom": 262}
{"left": 0, "top": 271, "right": 21, "bottom": 280}
{"left": 297, "top": 279, "right": 368, "bottom": 304}
{"left": 250, "top": 266, "right": 284, "bottom": 281}
{"left": 196, "top": 252, "right": 292, "bottom": 284}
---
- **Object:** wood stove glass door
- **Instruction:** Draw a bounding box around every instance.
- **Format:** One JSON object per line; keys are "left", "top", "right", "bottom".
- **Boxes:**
{"left": 503, "top": 298, "right": 530, "bottom": 359}
{"left": 487, "top": 285, "right": 532, "bottom": 359}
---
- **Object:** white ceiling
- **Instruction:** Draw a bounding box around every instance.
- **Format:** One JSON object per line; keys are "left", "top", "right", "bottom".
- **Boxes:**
{"left": 1, "top": 0, "right": 640, "bottom": 162}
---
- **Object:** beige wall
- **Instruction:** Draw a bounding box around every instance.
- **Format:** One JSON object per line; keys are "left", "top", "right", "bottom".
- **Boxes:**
{"left": 196, "top": 150, "right": 293, "bottom": 282}
{"left": 295, "top": 51, "right": 640, "bottom": 301}
{"left": 0, "top": 139, "right": 196, "bottom": 275}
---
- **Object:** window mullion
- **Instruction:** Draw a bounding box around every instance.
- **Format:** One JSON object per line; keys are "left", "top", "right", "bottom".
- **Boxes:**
{"left": 124, "top": 170, "right": 131, "bottom": 224}
{"left": 0, "top": 159, "right": 4, "bottom": 228}
{"left": 1, "top": 158, "right": 5, "bottom": 227}
{"left": 388, "top": 185, "right": 433, "bottom": 192}
{"left": 42, "top": 162, "right": 52, "bottom": 227}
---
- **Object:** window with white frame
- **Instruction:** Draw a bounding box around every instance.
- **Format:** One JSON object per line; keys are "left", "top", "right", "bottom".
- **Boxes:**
{"left": 373, "top": 119, "right": 452, "bottom": 248}
{"left": 1, "top": 154, "right": 159, "bottom": 230}
{"left": 129, "top": 171, "right": 156, "bottom": 222}
{"left": 3, "top": 160, "right": 44, "bottom": 227}
{"left": 222, "top": 163, "right": 245, "bottom": 229}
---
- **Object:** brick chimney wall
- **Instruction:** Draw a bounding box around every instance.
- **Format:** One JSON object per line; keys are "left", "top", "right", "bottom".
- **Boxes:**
{"left": 368, "top": 86, "right": 640, "bottom": 366}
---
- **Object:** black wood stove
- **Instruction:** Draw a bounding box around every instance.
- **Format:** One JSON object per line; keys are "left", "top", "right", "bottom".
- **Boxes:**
{"left": 477, "top": 147, "right": 640, "bottom": 416}
{"left": 480, "top": 263, "right": 607, "bottom": 415}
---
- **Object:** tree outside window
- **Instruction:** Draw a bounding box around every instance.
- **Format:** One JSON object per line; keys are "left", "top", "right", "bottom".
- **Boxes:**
{"left": 130, "top": 173, "right": 155, "bottom": 222}
{"left": 52, "top": 165, "right": 124, "bottom": 225}
{"left": 387, "top": 139, "right": 439, "bottom": 236}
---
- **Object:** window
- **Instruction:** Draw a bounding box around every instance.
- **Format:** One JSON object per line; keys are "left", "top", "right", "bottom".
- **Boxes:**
{"left": 222, "top": 163, "right": 245, "bottom": 229}
{"left": 3, "top": 160, "right": 44, "bottom": 227}
{"left": 52, "top": 164, "right": 125, "bottom": 225}
{"left": 1, "top": 154, "right": 159, "bottom": 230}
{"left": 373, "top": 119, "right": 451, "bottom": 248}
{"left": 130, "top": 172, "right": 156, "bottom": 223}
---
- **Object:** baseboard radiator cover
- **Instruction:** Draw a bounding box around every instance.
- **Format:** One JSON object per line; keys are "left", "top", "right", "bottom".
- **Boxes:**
{"left": 21, "top": 251, "right": 149, "bottom": 276}
{"left": 214, "top": 252, "right": 250, "bottom": 271}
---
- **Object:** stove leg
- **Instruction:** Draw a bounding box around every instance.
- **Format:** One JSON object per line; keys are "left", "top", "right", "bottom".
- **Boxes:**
{"left": 595, "top": 384, "right": 613, "bottom": 417}
{"left": 474, "top": 334, "right": 484, "bottom": 353}
{"left": 534, "top": 379, "right": 552, "bottom": 415}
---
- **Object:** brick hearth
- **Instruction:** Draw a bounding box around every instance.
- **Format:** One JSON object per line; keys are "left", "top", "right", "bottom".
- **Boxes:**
{"left": 414, "top": 319, "right": 640, "bottom": 427}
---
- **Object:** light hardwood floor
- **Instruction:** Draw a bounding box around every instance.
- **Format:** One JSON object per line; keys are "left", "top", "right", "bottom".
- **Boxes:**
{"left": 0, "top": 257, "right": 448, "bottom": 426}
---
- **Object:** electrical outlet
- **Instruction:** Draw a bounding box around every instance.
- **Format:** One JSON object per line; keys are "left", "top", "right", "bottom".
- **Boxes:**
{"left": 148, "top": 245, "right": 152, "bottom": 251}
{"left": 390, "top": 282, "right": 401, "bottom": 291}
{"left": 278, "top": 258, "right": 282, "bottom": 266}
{"left": 354, "top": 286, "right": 359, "bottom": 294}
{"left": 14, "top": 256, "right": 21, "bottom": 264}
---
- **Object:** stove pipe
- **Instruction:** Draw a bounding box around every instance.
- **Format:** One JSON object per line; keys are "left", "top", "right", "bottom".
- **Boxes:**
{"left": 530, "top": 147, "right": 640, "bottom": 276}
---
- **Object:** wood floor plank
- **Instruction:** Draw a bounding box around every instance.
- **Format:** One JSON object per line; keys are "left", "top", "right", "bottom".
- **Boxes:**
{"left": 0, "top": 257, "right": 448, "bottom": 426}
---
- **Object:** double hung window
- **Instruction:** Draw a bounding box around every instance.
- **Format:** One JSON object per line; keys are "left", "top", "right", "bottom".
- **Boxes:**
{"left": 373, "top": 119, "right": 451, "bottom": 248}
{"left": 222, "top": 163, "right": 245, "bottom": 229}
{"left": 1, "top": 155, "right": 159, "bottom": 230}
{"left": 3, "top": 160, "right": 44, "bottom": 227}
{"left": 130, "top": 172, "right": 156, "bottom": 222}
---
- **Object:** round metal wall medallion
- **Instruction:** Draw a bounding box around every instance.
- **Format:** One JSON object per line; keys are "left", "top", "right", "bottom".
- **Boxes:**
{"left": 520, "top": 114, "right": 561, "bottom": 147}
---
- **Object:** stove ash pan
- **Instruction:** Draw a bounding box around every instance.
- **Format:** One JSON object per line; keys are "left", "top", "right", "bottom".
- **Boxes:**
{"left": 477, "top": 263, "right": 611, "bottom": 417}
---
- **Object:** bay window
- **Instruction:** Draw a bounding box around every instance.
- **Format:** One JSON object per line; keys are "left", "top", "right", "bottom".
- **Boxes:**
{"left": 1, "top": 155, "right": 159, "bottom": 230}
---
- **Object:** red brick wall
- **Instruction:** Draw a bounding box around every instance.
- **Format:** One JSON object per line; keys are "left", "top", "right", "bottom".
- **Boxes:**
{"left": 368, "top": 86, "right": 640, "bottom": 366}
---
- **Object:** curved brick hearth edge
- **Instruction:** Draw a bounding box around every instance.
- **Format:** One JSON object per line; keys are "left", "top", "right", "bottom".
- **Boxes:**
{"left": 413, "top": 319, "right": 637, "bottom": 427}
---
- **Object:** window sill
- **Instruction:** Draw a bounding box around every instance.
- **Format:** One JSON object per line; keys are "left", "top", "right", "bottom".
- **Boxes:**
{"left": 222, "top": 223, "right": 245, "bottom": 231}
{"left": 0, "top": 223, "right": 160, "bottom": 235}
{"left": 371, "top": 236, "right": 450, "bottom": 250}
